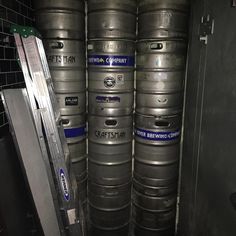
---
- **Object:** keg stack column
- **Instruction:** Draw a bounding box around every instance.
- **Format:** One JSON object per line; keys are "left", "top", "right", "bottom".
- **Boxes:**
{"left": 87, "top": 0, "right": 136, "bottom": 235}
{"left": 133, "top": 1, "right": 189, "bottom": 235}
{"left": 34, "top": 0, "right": 87, "bottom": 209}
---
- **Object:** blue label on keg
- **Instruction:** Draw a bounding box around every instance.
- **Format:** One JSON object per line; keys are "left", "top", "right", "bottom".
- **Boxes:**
{"left": 96, "top": 96, "right": 120, "bottom": 103}
{"left": 134, "top": 128, "right": 181, "bottom": 141}
{"left": 64, "top": 125, "right": 86, "bottom": 138}
{"left": 88, "top": 55, "right": 135, "bottom": 67}
{"left": 59, "top": 168, "right": 70, "bottom": 202}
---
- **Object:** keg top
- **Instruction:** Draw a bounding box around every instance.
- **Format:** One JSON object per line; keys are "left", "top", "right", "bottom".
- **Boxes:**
{"left": 88, "top": 0, "right": 137, "bottom": 13}
{"left": 137, "top": 40, "right": 187, "bottom": 54}
{"left": 34, "top": 0, "right": 85, "bottom": 12}
{"left": 138, "top": 0, "right": 189, "bottom": 13}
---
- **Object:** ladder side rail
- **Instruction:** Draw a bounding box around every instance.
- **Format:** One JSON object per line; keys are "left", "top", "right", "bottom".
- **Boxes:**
{"left": 21, "top": 35, "right": 79, "bottom": 229}
{"left": 13, "top": 33, "right": 66, "bottom": 234}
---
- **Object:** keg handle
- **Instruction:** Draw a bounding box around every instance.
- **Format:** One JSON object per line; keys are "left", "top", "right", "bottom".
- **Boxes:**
{"left": 61, "top": 119, "right": 70, "bottom": 125}
{"left": 150, "top": 43, "right": 163, "bottom": 50}
{"left": 49, "top": 42, "right": 64, "bottom": 49}
{"left": 105, "top": 119, "right": 117, "bottom": 126}
{"left": 155, "top": 120, "right": 170, "bottom": 127}
{"left": 157, "top": 97, "right": 168, "bottom": 104}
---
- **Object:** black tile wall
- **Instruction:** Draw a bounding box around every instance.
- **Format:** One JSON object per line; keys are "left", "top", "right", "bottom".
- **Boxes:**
{"left": 0, "top": 0, "right": 34, "bottom": 128}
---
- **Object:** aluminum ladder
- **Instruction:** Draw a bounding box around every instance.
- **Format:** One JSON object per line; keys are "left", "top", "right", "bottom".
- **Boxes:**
{"left": 10, "top": 25, "right": 84, "bottom": 236}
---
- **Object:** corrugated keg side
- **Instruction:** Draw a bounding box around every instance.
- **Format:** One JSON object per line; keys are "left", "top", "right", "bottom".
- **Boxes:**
{"left": 87, "top": 0, "right": 137, "bottom": 234}
{"left": 133, "top": 0, "right": 190, "bottom": 235}
{"left": 34, "top": 0, "right": 87, "bottom": 215}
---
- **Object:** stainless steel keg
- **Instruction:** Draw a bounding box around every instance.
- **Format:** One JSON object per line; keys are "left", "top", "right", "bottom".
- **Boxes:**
{"left": 51, "top": 69, "right": 86, "bottom": 94}
{"left": 88, "top": 115, "right": 132, "bottom": 185}
{"left": 88, "top": 40, "right": 135, "bottom": 69}
{"left": 35, "top": 10, "right": 85, "bottom": 39}
{"left": 133, "top": 178, "right": 177, "bottom": 197}
{"left": 138, "top": 0, "right": 189, "bottom": 39}
{"left": 136, "top": 40, "right": 187, "bottom": 70}
{"left": 136, "top": 70, "right": 185, "bottom": 94}
{"left": 89, "top": 224, "right": 130, "bottom": 236}
{"left": 134, "top": 142, "right": 179, "bottom": 188}
{"left": 62, "top": 115, "right": 87, "bottom": 178}
{"left": 133, "top": 208, "right": 176, "bottom": 235}
{"left": 88, "top": 68, "right": 134, "bottom": 93}
{"left": 88, "top": 115, "right": 133, "bottom": 145}
{"left": 56, "top": 92, "right": 86, "bottom": 115}
{"left": 89, "top": 204, "right": 131, "bottom": 230}
{"left": 88, "top": 0, "right": 136, "bottom": 39}
{"left": 88, "top": 143, "right": 132, "bottom": 185}
{"left": 88, "top": 92, "right": 133, "bottom": 116}
{"left": 34, "top": 0, "right": 84, "bottom": 11}
{"left": 44, "top": 39, "right": 85, "bottom": 69}
{"left": 136, "top": 91, "right": 183, "bottom": 116}
{"left": 134, "top": 113, "right": 182, "bottom": 146}
{"left": 88, "top": 181, "right": 131, "bottom": 209}
{"left": 133, "top": 189, "right": 177, "bottom": 212}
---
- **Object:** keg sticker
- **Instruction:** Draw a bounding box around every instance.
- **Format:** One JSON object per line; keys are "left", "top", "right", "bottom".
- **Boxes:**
{"left": 59, "top": 168, "right": 70, "bottom": 202}
{"left": 64, "top": 125, "right": 86, "bottom": 138}
{"left": 104, "top": 76, "right": 116, "bottom": 88}
{"left": 88, "top": 55, "right": 135, "bottom": 67}
{"left": 134, "top": 128, "right": 180, "bottom": 141}
{"left": 95, "top": 130, "right": 126, "bottom": 139}
{"left": 116, "top": 74, "right": 124, "bottom": 85}
{"left": 47, "top": 55, "right": 76, "bottom": 65}
{"left": 65, "top": 97, "right": 78, "bottom": 106}
{"left": 96, "top": 96, "right": 120, "bottom": 103}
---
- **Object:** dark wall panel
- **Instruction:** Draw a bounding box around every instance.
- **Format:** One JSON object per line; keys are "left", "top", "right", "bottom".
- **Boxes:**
{"left": 0, "top": 0, "right": 34, "bottom": 128}
{"left": 179, "top": 0, "right": 236, "bottom": 236}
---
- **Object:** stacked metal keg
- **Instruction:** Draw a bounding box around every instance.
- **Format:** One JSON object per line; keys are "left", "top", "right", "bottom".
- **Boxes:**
{"left": 34, "top": 0, "right": 87, "bottom": 209}
{"left": 133, "top": 1, "right": 189, "bottom": 235}
{"left": 87, "top": 0, "right": 136, "bottom": 235}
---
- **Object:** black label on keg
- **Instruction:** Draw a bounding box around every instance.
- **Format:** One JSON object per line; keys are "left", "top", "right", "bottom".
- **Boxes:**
{"left": 95, "top": 130, "right": 126, "bottom": 139}
{"left": 96, "top": 96, "right": 120, "bottom": 103}
{"left": 104, "top": 76, "right": 116, "bottom": 88}
{"left": 65, "top": 97, "right": 78, "bottom": 106}
{"left": 47, "top": 55, "right": 76, "bottom": 64}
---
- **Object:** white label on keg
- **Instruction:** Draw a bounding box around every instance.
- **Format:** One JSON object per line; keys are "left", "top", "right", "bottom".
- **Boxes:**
{"left": 88, "top": 44, "right": 93, "bottom": 50}
{"left": 116, "top": 74, "right": 124, "bottom": 85}
{"left": 95, "top": 130, "right": 126, "bottom": 139}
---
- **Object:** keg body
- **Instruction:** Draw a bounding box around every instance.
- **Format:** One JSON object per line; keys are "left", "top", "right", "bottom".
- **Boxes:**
{"left": 34, "top": 0, "right": 85, "bottom": 11}
{"left": 44, "top": 39, "right": 86, "bottom": 115}
{"left": 136, "top": 40, "right": 187, "bottom": 71}
{"left": 138, "top": 0, "right": 189, "bottom": 39}
{"left": 88, "top": 68, "right": 134, "bottom": 93}
{"left": 88, "top": 0, "right": 136, "bottom": 39}
{"left": 88, "top": 115, "right": 133, "bottom": 186}
{"left": 62, "top": 115, "right": 87, "bottom": 177}
{"left": 88, "top": 40, "right": 135, "bottom": 116}
{"left": 35, "top": 10, "right": 85, "bottom": 39}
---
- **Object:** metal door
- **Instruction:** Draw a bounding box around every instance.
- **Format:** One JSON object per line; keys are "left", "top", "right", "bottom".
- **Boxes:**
{"left": 178, "top": 0, "right": 236, "bottom": 236}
